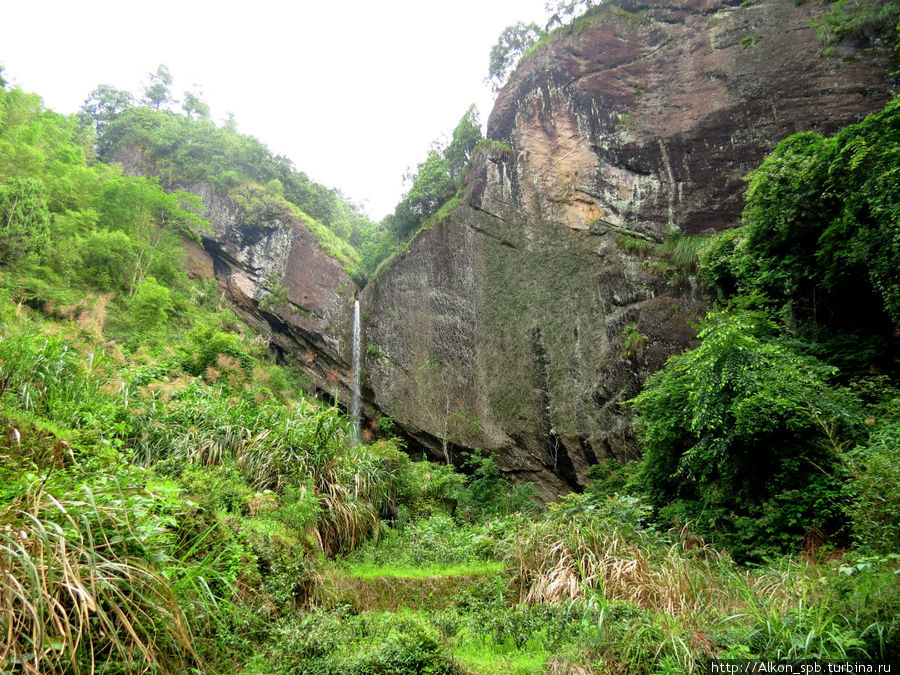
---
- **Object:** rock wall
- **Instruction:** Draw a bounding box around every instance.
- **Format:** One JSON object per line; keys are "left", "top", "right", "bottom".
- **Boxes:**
{"left": 188, "top": 184, "right": 360, "bottom": 402}
{"left": 360, "top": 0, "right": 896, "bottom": 496}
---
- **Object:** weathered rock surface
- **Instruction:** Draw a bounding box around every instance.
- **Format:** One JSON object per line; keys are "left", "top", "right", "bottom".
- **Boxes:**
{"left": 360, "top": 0, "right": 896, "bottom": 496}
{"left": 186, "top": 184, "right": 360, "bottom": 401}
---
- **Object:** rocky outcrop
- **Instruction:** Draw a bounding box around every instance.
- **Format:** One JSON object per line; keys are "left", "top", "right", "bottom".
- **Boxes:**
{"left": 360, "top": 0, "right": 896, "bottom": 496}
{"left": 187, "top": 185, "right": 360, "bottom": 401}
{"left": 112, "top": 146, "right": 360, "bottom": 406}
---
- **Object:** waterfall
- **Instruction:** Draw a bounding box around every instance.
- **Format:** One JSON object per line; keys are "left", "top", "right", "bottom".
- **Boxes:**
{"left": 351, "top": 299, "right": 361, "bottom": 445}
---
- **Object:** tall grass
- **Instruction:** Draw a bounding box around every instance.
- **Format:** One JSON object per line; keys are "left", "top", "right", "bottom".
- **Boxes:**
{"left": 656, "top": 232, "right": 708, "bottom": 274}
{"left": 0, "top": 479, "right": 195, "bottom": 674}
{"left": 506, "top": 492, "right": 894, "bottom": 663}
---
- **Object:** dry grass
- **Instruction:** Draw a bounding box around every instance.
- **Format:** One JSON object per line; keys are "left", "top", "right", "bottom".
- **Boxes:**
{"left": 0, "top": 481, "right": 196, "bottom": 674}
{"left": 508, "top": 514, "right": 805, "bottom": 628}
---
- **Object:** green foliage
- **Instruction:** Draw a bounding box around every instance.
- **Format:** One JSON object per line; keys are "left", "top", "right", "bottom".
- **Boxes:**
{"left": 371, "top": 105, "right": 483, "bottom": 276}
{"left": 632, "top": 310, "right": 860, "bottom": 559}
{"left": 0, "top": 176, "right": 51, "bottom": 264}
{"left": 818, "top": 0, "right": 900, "bottom": 53}
{"left": 456, "top": 454, "right": 539, "bottom": 521}
{"left": 0, "top": 461, "right": 197, "bottom": 673}
{"left": 656, "top": 231, "right": 708, "bottom": 275}
{"left": 251, "top": 608, "right": 462, "bottom": 675}
{"left": 621, "top": 322, "right": 648, "bottom": 361}
{"left": 614, "top": 232, "right": 654, "bottom": 257}
{"left": 444, "top": 104, "right": 481, "bottom": 180}
{"left": 77, "top": 83, "right": 133, "bottom": 135}
{"left": 843, "top": 396, "right": 900, "bottom": 553}
{"left": 473, "top": 138, "right": 513, "bottom": 156}
{"left": 177, "top": 315, "right": 251, "bottom": 376}
{"left": 97, "top": 98, "right": 376, "bottom": 260}
{"left": 487, "top": 22, "right": 543, "bottom": 92}
{"left": 345, "top": 514, "right": 507, "bottom": 570}
{"left": 125, "top": 275, "right": 173, "bottom": 332}
{"left": 82, "top": 228, "right": 138, "bottom": 290}
{"left": 701, "top": 97, "right": 900, "bottom": 335}
{"left": 142, "top": 64, "right": 175, "bottom": 111}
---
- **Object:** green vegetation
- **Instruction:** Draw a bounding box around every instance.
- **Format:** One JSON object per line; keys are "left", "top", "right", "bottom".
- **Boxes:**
{"left": 817, "top": 0, "right": 900, "bottom": 54}
{"left": 486, "top": 1, "right": 646, "bottom": 93}
{"left": 77, "top": 67, "right": 373, "bottom": 280}
{"left": 633, "top": 97, "right": 900, "bottom": 562}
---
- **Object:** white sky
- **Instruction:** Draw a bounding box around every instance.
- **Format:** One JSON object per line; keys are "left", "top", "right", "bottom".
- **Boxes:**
{"left": 2, "top": 0, "right": 548, "bottom": 220}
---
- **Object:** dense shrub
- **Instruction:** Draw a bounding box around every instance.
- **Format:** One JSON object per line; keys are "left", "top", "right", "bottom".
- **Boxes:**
{"left": 699, "top": 96, "right": 900, "bottom": 367}
{"left": 632, "top": 310, "right": 861, "bottom": 559}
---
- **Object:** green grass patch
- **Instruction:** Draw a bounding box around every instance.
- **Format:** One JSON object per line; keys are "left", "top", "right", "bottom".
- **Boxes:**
{"left": 453, "top": 633, "right": 550, "bottom": 675}
{"left": 345, "top": 560, "right": 505, "bottom": 579}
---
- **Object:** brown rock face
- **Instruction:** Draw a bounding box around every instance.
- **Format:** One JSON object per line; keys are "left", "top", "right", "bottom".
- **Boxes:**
{"left": 360, "top": 0, "right": 896, "bottom": 496}
{"left": 183, "top": 184, "right": 360, "bottom": 403}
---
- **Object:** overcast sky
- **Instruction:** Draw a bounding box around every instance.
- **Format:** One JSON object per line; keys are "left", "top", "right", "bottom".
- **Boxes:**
{"left": 2, "top": 0, "right": 549, "bottom": 219}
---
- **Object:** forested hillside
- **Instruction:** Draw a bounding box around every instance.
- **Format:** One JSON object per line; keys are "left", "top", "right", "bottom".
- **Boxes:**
{"left": 1, "top": 0, "right": 899, "bottom": 669}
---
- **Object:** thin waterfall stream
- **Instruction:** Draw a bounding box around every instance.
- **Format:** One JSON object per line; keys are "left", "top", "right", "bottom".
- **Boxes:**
{"left": 351, "top": 299, "right": 361, "bottom": 444}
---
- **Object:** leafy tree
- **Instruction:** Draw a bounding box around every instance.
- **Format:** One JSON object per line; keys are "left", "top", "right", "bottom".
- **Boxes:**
{"left": 544, "top": 0, "right": 597, "bottom": 28}
{"left": 96, "top": 174, "right": 205, "bottom": 289}
{"left": 699, "top": 96, "right": 900, "bottom": 368}
{"left": 182, "top": 89, "right": 210, "bottom": 120}
{"left": 142, "top": 64, "right": 175, "bottom": 111}
{"left": 444, "top": 104, "right": 482, "bottom": 180}
{"left": 82, "top": 229, "right": 138, "bottom": 291}
{"left": 124, "top": 275, "right": 173, "bottom": 334}
{"left": 391, "top": 150, "right": 454, "bottom": 239}
{"left": 0, "top": 177, "right": 51, "bottom": 264}
{"left": 487, "top": 22, "right": 543, "bottom": 92}
{"left": 78, "top": 84, "right": 133, "bottom": 134}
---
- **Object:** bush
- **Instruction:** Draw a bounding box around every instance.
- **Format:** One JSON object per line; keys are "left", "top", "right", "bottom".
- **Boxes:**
{"left": 844, "top": 398, "right": 900, "bottom": 553}
{"left": 456, "top": 454, "right": 538, "bottom": 521}
{"left": 632, "top": 310, "right": 860, "bottom": 559}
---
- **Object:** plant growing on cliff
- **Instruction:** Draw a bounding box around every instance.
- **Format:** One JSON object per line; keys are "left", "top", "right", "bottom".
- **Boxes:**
{"left": 380, "top": 105, "right": 482, "bottom": 252}
{"left": 621, "top": 322, "right": 649, "bottom": 361}
{"left": 698, "top": 95, "right": 900, "bottom": 370}
{"left": 818, "top": 0, "right": 900, "bottom": 53}
{"left": 487, "top": 22, "right": 543, "bottom": 92}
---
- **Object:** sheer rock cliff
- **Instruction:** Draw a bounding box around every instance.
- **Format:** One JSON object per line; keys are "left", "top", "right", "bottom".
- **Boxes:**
{"left": 357, "top": 0, "right": 896, "bottom": 496}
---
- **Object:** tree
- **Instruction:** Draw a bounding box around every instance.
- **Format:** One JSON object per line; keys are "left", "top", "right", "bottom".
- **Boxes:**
{"left": 142, "top": 65, "right": 174, "bottom": 111}
{"left": 444, "top": 104, "right": 482, "bottom": 180}
{"left": 125, "top": 276, "right": 173, "bottom": 333}
{"left": 391, "top": 150, "right": 454, "bottom": 239}
{"left": 544, "top": 0, "right": 597, "bottom": 28}
{"left": 487, "top": 22, "right": 543, "bottom": 93}
{"left": 78, "top": 85, "right": 133, "bottom": 134}
{"left": 632, "top": 310, "right": 860, "bottom": 559}
{"left": 97, "top": 174, "right": 206, "bottom": 290}
{"left": 698, "top": 95, "right": 900, "bottom": 368}
{"left": 182, "top": 89, "right": 210, "bottom": 120}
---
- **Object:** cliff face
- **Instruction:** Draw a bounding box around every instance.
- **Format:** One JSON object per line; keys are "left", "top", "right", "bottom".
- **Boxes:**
{"left": 360, "top": 0, "right": 896, "bottom": 495}
{"left": 113, "top": 145, "right": 360, "bottom": 406}
{"left": 186, "top": 184, "right": 360, "bottom": 401}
